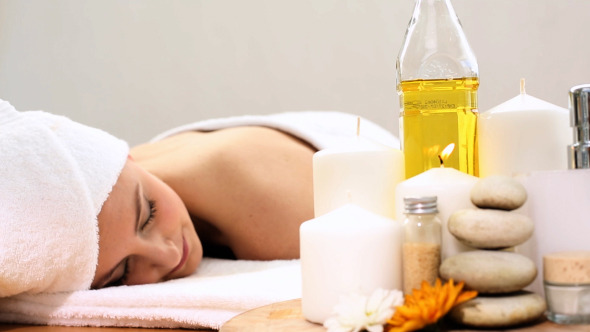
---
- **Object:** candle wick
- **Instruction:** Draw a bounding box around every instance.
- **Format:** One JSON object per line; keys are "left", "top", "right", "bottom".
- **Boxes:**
{"left": 438, "top": 155, "right": 444, "bottom": 167}
{"left": 356, "top": 117, "right": 361, "bottom": 137}
{"left": 520, "top": 78, "right": 526, "bottom": 95}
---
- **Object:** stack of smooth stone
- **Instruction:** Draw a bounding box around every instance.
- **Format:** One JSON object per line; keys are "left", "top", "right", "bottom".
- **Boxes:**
{"left": 439, "top": 175, "right": 547, "bottom": 328}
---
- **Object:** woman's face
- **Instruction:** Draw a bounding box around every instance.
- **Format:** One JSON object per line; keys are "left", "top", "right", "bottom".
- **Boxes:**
{"left": 92, "top": 159, "right": 203, "bottom": 288}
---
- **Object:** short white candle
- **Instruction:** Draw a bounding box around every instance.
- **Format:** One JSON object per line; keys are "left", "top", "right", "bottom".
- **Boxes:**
{"left": 479, "top": 79, "right": 570, "bottom": 177}
{"left": 313, "top": 137, "right": 404, "bottom": 219}
{"left": 395, "top": 167, "right": 478, "bottom": 260}
{"left": 300, "top": 204, "right": 403, "bottom": 324}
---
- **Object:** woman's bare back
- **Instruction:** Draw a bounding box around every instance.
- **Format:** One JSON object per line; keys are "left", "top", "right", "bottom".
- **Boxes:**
{"left": 130, "top": 126, "right": 316, "bottom": 260}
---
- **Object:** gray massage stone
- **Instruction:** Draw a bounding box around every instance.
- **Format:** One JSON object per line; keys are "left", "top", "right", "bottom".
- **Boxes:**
{"left": 470, "top": 175, "right": 527, "bottom": 210}
{"left": 439, "top": 250, "right": 537, "bottom": 294}
{"left": 450, "top": 292, "right": 546, "bottom": 328}
{"left": 448, "top": 209, "right": 533, "bottom": 249}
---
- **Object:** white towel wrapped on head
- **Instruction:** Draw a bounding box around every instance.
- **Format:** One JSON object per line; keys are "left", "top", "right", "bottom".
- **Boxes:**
{"left": 0, "top": 99, "right": 129, "bottom": 297}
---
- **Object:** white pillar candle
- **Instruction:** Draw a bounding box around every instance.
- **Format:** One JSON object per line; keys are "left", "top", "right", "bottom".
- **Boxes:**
{"left": 515, "top": 169, "right": 590, "bottom": 296}
{"left": 300, "top": 204, "right": 403, "bottom": 324}
{"left": 395, "top": 167, "right": 478, "bottom": 260}
{"left": 313, "top": 137, "right": 404, "bottom": 219}
{"left": 479, "top": 80, "right": 571, "bottom": 177}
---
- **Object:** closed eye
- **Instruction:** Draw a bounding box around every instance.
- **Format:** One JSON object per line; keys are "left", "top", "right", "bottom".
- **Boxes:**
{"left": 142, "top": 199, "right": 157, "bottom": 230}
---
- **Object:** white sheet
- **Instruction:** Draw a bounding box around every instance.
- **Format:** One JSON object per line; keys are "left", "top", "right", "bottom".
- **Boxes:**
{"left": 0, "top": 258, "right": 301, "bottom": 329}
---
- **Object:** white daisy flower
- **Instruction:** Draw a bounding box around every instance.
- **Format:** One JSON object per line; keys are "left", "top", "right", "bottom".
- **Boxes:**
{"left": 323, "top": 288, "right": 404, "bottom": 332}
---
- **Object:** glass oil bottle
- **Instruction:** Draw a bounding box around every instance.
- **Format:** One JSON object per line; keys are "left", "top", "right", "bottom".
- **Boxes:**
{"left": 397, "top": 0, "right": 479, "bottom": 178}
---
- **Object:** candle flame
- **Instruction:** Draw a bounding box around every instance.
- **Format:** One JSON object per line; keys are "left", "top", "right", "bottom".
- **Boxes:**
{"left": 439, "top": 143, "right": 455, "bottom": 166}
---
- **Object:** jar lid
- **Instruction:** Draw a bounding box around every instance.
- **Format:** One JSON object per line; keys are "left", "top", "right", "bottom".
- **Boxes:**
{"left": 404, "top": 196, "right": 438, "bottom": 214}
{"left": 544, "top": 251, "right": 590, "bottom": 284}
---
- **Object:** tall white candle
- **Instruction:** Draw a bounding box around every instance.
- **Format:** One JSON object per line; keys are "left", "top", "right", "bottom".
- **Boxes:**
{"left": 300, "top": 204, "right": 403, "bottom": 324}
{"left": 313, "top": 137, "right": 404, "bottom": 219}
{"left": 479, "top": 80, "right": 571, "bottom": 177}
{"left": 395, "top": 167, "right": 478, "bottom": 260}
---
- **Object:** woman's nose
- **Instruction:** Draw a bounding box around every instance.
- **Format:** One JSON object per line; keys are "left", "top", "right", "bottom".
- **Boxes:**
{"left": 145, "top": 237, "right": 181, "bottom": 267}
{"left": 129, "top": 237, "right": 182, "bottom": 284}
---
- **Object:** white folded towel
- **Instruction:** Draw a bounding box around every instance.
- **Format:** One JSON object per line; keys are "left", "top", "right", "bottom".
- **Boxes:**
{"left": 0, "top": 258, "right": 302, "bottom": 330}
{"left": 0, "top": 99, "right": 128, "bottom": 296}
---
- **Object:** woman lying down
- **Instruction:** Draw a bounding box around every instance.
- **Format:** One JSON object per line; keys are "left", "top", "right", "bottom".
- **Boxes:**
{"left": 0, "top": 98, "right": 398, "bottom": 296}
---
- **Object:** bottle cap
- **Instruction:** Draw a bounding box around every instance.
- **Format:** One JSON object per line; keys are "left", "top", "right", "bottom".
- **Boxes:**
{"left": 404, "top": 196, "right": 438, "bottom": 214}
{"left": 568, "top": 84, "right": 590, "bottom": 169}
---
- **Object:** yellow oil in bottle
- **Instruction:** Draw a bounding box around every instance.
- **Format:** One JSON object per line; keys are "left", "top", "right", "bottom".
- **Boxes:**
{"left": 399, "top": 77, "right": 479, "bottom": 179}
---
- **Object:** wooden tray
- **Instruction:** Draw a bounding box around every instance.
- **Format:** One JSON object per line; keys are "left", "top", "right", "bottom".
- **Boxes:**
{"left": 220, "top": 299, "right": 590, "bottom": 332}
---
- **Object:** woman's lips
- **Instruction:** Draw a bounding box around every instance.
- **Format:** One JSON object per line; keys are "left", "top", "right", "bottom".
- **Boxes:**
{"left": 169, "top": 236, "right": 188, "bottom": 275}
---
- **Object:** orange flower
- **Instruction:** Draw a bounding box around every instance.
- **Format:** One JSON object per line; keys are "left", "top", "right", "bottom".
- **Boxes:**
{"left": 385, "top": 279, "right": 477, "bottom": 332}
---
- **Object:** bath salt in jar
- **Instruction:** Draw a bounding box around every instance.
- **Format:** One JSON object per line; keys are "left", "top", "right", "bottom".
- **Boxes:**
{"left": 402, "top": 196, "right": 442, "bottom": 294}
{"left": 544, "top": 251, "right": 590, "bottom": 324}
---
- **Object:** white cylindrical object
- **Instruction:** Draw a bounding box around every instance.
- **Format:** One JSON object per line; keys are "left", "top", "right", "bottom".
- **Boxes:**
{"left": 479, "top": 92, "right": 570, "bottom": 177}
{"left": 395, "top": 167, "right": 478, "bottom": 260}
{"left": 300, "top": 204, "right": 403, "bottom": 324}
{"left": 313, "top": 138, "right": 404, "bottom": 219}
{"left": 515, "top": 169, "right": 590, "bottom": 296}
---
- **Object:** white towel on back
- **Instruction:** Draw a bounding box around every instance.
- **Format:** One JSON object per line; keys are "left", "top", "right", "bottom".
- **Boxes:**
{"left": 151, "top": 110, "right": 399, "bottom": 150}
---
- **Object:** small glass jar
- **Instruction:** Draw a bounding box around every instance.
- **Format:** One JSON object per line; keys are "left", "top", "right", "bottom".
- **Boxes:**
{"left": 544, "top": 251, "right": 590, "bottom": 324}
{"left": 402, "top": 196, "right": 442, "bottom": 294}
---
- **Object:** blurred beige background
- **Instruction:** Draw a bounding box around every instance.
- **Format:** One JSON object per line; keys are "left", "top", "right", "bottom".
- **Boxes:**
{"left": 1, "top": 0, "right": 588, "bottom": 146}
